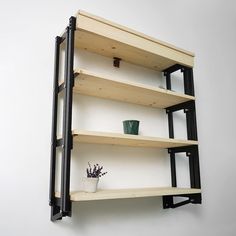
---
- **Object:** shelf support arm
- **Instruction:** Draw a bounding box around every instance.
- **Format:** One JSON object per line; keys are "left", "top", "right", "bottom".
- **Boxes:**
{"left": 163, "top": 193, "right": 201, "bottom": 209}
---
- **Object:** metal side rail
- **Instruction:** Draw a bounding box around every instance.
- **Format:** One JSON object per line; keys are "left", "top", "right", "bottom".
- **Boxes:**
{"left": 49, "top": 16, "right": 76, "bottom": 222}
{"left": 162, "top": 64, "right": 202, "bottom": 209}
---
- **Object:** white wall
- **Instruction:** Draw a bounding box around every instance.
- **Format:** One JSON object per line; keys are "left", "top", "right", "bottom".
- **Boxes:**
{"left": 1, "top": 0, "right": 236, "bottom": 235}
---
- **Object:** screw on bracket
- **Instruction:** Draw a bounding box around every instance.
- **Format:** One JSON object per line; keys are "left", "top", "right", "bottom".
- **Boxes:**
{"left": 69, "top": 16, "right": 76, "bottom": 30}
{"left": 113, "top": 57, "right": 121, "bottom": 68}
{"left": 74, "top": 72, "right": 79, "bottom": 78}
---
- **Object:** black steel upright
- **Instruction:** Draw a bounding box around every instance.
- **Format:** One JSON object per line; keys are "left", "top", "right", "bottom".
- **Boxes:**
{"left": 50, "top": 16, "right": 76, "bottom": 221}
{"left": 49, "top": 36, "right": 62, "bottom": 211}
{"left": 61, "top": 16, "right": 76, "bottom": 214}
{"left": 164, "top": 71, "right": 177, "bottom": 188}
{"left": 162, "top": 65, "right": 201, "bottom": 208}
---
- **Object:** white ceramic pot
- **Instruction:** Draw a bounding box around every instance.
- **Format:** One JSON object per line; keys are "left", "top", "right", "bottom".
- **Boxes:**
{"left": 83, "top": 177, "right": 99, "bottom": 193}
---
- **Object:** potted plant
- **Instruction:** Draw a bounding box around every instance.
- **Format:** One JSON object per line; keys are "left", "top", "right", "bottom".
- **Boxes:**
{"left": 83, "top": 162, "right": 107, "bottom": 193}
{"left": 123, "top": 120, "right": 140, "bottom": 135}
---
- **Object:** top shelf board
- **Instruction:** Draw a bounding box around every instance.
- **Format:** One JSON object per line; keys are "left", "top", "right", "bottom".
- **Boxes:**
{"left": 74, "top": 10, "right": 194, "bottom": 71}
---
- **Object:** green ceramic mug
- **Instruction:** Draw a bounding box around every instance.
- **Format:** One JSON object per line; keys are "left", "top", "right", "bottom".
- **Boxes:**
{"left": 123, "top": 120, "right": 140, "bottom": 135}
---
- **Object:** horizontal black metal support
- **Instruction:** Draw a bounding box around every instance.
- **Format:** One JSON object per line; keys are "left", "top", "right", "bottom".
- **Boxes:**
{"left": 56, "top": 138, "right": 63, "bottom": 147}
{"left": 171, "top": 199, "right": 191, "bottom": 208}
{"left": 166, "top": 100, "right": 194, "bottom": 113}
{"left": 51, "top": 206, "right": 62, "bottom": 221}
{"left": 51, "top": 197, "right": 73, "bottom": 221}
{"left": 168, "top": 145, "right": 197, "bottom": 154}
{"left": 163, "top": 64, "right": 184, "bottom": 74}
{"left": 58, "top": 83, "right": 65, "bottom": 93}
{"left": 58, "top": 76, "right": 79, "bottom": 95}
{"left": 163, "top": 193, "right": 201, "bottom": 209}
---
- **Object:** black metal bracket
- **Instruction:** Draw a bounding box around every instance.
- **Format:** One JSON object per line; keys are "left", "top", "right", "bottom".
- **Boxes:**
{"left": 163, "top": 64, "right": 195, "bottom": 96}
{"left": 163, "top": 193, "right": 201, "bottom": 208}
{"left": 113, "top": 57, "right": 121, "bottom": 68}
{"left": 166, "top": 100, "right": 198, "bottom": 141}
{"left": 162, "top": 64, "right": 201, "bottom": 209}
{"left": 58, "top": 73, "right": 77, "bottom": 94}
{"left": 49, "top": 16, "right": 76, "bottom": 222}
{"left": 168, "top": 145, "right": 201, "bottom": 189}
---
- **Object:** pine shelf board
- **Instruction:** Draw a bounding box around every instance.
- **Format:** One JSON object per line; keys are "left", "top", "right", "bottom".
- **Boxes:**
{"left": 73, "top": 130, "right": 198, "bottom": 148}
{"left": 74, "top": 10, "right": 194, "bottom": 71}
{"left": 73, "top": 69, "right": 195, "bottom": 108}
{"left": 56, "top": 187, "right": 201, "bottom": 202}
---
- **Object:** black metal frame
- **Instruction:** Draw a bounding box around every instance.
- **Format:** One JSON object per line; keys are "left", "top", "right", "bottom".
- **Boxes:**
{"left": 49, "top": 16, "right": 76, "bottom": 221}
{"left": 162, "top": 64, "right": 201, "bottom": 208}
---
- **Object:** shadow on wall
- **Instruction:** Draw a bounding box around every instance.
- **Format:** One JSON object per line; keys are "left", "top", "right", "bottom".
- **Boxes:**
{"left": 52, "top": 197, "right": 203, "bottom": 231}
{"left": 71, "top": 197, "right": 163, "bottom": 227}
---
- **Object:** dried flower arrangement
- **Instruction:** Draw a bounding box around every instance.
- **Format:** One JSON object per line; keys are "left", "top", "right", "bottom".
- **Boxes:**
{"left": 86, "top": 162, "right": 107, "bottom": 178}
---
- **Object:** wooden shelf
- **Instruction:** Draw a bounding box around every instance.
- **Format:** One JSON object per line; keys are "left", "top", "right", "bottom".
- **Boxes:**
{"left": 56, "top": 187, "right": 201, "bottom": 202}
{"left": 73, "top": 69, "right": 195, "bottom": 108}
{"left": 73, "top": 130, "right": 198, "bottom": 148}
{"left": 74, "top": 11, "right": 194, "bottom": 71}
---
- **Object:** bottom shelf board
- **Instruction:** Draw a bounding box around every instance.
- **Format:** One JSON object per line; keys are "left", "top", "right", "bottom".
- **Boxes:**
{"left": 56, "top": 187, "right": 201, "bottom": 202}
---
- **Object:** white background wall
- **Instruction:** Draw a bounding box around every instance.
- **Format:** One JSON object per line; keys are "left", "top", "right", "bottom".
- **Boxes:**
{"left": 1, "top": 0, "right": 236, "bottom": 235}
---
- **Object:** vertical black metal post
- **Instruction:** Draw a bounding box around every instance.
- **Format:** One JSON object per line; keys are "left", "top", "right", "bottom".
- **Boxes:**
{"left": 165, "top": 72, "right": 177, "bottom": 187}
{"left": 165, "top": 72, "right": 171, "bottom": 91}
{"left": 183, "top": 67, "right": 201, "bottom": 190}
{"left": 183, "top": 67, "right": 197, "bottom": 141}
{"left": 49, "top": 36, "right": 61, "bottom": 207}
{"left": 61, "top": 26, "right": 69, "bottom": 214}
{"left": 188, "top": 151, "right": 196, "bottom": 188}
{"left": 61, "top": 16, "right": 76, "bottom": 214}
{"left": 193, "top": 147, "right": 201, "bottom": 188}
{"left": 183, "top": 67, "right": 195, "bottom": 96}
{"left": 168, "top": 112, "right": 177, "bottom": 187}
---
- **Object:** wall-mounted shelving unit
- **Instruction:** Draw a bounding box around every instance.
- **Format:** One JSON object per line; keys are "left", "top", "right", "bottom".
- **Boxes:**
{"left": 49, "top": 10, "right": 201, "bottom": 221}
